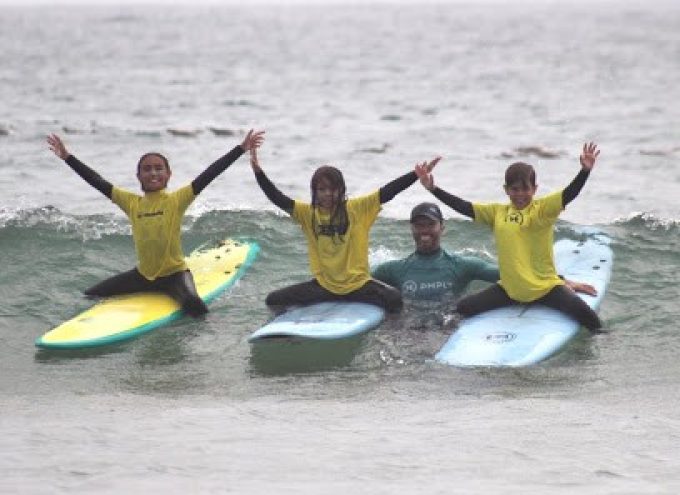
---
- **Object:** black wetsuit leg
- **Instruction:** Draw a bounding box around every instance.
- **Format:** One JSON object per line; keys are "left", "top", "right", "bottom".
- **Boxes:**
{"left": 344, "top": 279, "right": 403, "bottom": 313}
{"left": 455, "top": 283, "right": 516, "bottom": 317}
{"left": 265, "top": 279, "right": 335, "bottom": 311}
{"left": 266, "top": 278, "right": 403, "bottom": 313}
{"left": 536, "top": 285, "right": 602, "bottom": 332}
{"left": 84, "top": 268, "right": 150, "bottom": 297}
{"left": 85, "top": 268, "right": 207, "bottom": 318}
{"left": 457, "top": 283, "right": 603, "bottom": 332}
{"left": 156, "top": 270, "right": 208, "bottom": 317}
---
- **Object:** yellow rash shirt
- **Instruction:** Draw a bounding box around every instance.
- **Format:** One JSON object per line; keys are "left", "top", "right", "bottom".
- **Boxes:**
{"left": 292, "top": 191, "right": 381, "bottom": 294}
{"left": 472, "top": 190, "right": 565, "bottom": 302}
{"left": 111, "top": 185, "right": 195, "bottom": 280}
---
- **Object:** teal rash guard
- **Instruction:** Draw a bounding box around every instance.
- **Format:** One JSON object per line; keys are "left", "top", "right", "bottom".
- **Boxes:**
{"left": 372, "top": 248, "right": 499, "bottom": 305}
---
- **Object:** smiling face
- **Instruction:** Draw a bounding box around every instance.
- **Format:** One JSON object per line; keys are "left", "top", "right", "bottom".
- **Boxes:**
{"left": 504, "top": 182, "right": 537, "bottom": 210}
{"left": 411, "top": 216, "right": 444, "bottom": 254}
{"left": 137, "top": 153, "right": 171, "bottom": 192}
{"left": 504, "top": 162, "right": 537, "bottom": 210}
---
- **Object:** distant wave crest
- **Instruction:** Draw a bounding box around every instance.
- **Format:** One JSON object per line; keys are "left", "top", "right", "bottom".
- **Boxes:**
{"left": 614, "top": 212, "right": 680, "bottom": 232}
{"left": 0, "top": 206, "right": 130, "bottom": 240}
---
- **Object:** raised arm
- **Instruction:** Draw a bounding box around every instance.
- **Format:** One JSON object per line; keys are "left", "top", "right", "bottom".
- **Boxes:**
{"left": 415, "top": 158, "right": 474, "bottom": 219}
{"left": 47, "top": 134, "right": 113, "bottom": 198}
{"left": 562, "top": 142, "right": 599, "bottom": 207}
{"left": 192, "top": 129, "right": 264, "bottom": 195}
{"left": 379, "top": 156, "right": 440, "bottom": 204}
{"left": 249, "top": 146, "right": 294, "bottom": 214}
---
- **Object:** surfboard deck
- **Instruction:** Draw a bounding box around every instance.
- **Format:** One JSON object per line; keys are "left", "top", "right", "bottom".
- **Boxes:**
{"left": 435, "top": 233, "right": 613, "bottom": 367}
{"left": 248, "top": 301, "right": 385, "bottom": 342}
{"left": 36, "top": 239, "right": 259, "bottom": 349}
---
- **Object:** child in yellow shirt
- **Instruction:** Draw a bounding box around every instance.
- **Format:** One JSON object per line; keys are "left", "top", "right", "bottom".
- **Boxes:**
{"left": 416, "top": 143, "right": 602, "bottom": 331}
{"left": 249, "top": 143, "right": 440, "bottom": 313}
{"left": 47, "top": 130, "right": 264, "bottom": 316}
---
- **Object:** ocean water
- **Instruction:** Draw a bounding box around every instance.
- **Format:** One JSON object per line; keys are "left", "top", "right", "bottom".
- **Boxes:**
{"left": 2, "top": 2, "right": 680, "bottom": 494}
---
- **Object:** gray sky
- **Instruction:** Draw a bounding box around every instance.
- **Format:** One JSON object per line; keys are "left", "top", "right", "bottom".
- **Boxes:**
{"left": 0, "top": 0, "right": 646, "bottom": 4}
{"left": 0, "top": 0, "right": 667, "bottom": 10}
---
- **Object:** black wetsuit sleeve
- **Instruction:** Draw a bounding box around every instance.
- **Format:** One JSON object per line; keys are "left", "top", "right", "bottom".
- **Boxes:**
{"left": 378, "top": 171, "right": 417, "bottom": 204}
{"left": 430, "top": 186, "right": 475, "bottom": 219}
{"left": 65, "top": 155, "right": 113, "bottom": 198}
{"left": 562, "top": 168, "right": 590, "bottom": 207}
{"left": 254, "top": 170, "right": 294, "bottom": 213}
{"left": 191, "top": 145, "right": 244, "bottom": 195}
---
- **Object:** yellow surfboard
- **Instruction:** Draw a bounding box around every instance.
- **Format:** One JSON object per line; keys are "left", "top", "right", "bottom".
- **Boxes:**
{"left": 36, "top": 239, "right": 259, "bottom": 349}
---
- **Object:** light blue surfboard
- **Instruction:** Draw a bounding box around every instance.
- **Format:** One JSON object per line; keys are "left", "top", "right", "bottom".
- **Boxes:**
{"left": 248, "top": 302, "right": 385, "bottom": 342}
{"left": 436, "top": 233, "right": 613, "bottom": 367}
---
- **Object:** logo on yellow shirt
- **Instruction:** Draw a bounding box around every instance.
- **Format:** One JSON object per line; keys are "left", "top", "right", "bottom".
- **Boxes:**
{"left": 505, "top": 211, "right": 524, "bottom": 225}
{"left": 137, "top": 210, "right": 164, "bottom": 219}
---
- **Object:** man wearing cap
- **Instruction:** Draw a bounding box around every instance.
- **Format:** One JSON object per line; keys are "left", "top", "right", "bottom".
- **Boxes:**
{"left": 372, "top": 202, "right": 594, "bottom": 308}
{"left": 372, "top": 202, "right": 498, "bottom": 307}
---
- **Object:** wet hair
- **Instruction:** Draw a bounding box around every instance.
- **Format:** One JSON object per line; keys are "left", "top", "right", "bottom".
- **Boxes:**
{"left": 505, "top": 161, "right": 536, "bottom": 188}
{"left": 137, "top": 152, "right": 170, "bottom": 175}
{"left": 310, "top": 165, "right": 348, "bottom": 243}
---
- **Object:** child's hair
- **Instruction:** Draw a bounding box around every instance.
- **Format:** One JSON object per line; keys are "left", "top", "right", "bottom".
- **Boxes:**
{"left": 137, "top": 152, "right": 170, "bottom": 174}
{"left": 310, "top": 165, "right": 348, "bottom": 242}
{"left": 505, "top": 162, "right": 536, "bottom": 188}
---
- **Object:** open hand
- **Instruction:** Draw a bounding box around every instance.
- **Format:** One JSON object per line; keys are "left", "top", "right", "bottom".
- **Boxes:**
{"left": 240, "top": 129, "right": 265, "bottom": 152}
{"left": 579, "top": 142, "right": 600, "bottom": 171}
{"left": 415, "top": 156, "right": 441, "bottom": 190}
{"left": 565, "top": 279, "right": 598, "bottom": 296}
{"left": 47, "top": 134, "right": 69, "bottom": 160}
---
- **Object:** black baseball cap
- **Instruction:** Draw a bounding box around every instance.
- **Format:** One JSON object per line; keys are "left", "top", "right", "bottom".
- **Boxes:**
{"left": 410, "top": 202, "right": 443, "bottom": 223}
